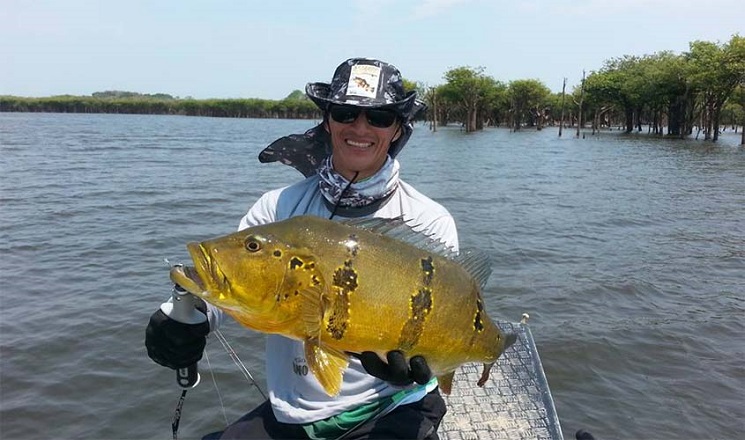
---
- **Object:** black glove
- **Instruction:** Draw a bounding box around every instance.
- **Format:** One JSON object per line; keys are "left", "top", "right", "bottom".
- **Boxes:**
{"left": 358, "top": 350, "right": 432, "bottom": 386}
{"left": 145, "top": 306, "right": 210, "bottom": 369}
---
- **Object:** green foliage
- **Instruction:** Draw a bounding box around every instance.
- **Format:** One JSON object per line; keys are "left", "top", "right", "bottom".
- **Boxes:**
{"left": 583, "top": 34, "right": 744, "bottom": 138}
{"left": 507, "top": 79, "right": 551, "bottom": 129}
{"left": 0, "top": 92, "right": 321, "bottom": 119}
{"left": 91, "top": 90, "right": 177, "bottom": 100}
{"left": 438, "top": 66, "right": 507, "bottom": 131}
{"left": 402, "top": 78, "right": 419, "bottom": 94}
{"left": 284, "top": 90, "right": 307, "bottom": 100}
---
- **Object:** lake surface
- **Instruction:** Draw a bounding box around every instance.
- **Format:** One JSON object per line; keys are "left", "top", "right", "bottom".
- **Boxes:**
{"left": 1, "top": 113, "right": 743, "bottom": 439}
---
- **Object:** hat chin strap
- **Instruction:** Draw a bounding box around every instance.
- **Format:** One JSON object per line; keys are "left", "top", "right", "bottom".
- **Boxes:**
{"left": 392, "top": 123, "right": 403, "bottom": 141}
{"left": 385, "top": 123, "right": 403, "bottom": 156}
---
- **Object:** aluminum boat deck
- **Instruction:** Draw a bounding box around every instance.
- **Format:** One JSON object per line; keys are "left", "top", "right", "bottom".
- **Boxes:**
{"left": 440, "top": 321, "right": 563, "bottom": 440}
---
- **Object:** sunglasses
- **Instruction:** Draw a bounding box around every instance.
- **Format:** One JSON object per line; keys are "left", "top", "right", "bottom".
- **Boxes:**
{"left": 328, "top": 105, "right": 399, "bottom": 128}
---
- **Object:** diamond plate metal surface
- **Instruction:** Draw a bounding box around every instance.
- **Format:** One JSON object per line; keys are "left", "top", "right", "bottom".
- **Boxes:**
{"left": 440, "top": 322, "right": 563, "bottom": 440}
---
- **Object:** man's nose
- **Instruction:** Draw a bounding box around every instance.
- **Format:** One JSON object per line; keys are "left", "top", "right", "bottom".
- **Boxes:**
{"left": 349, "top": 111, "right": 370, "bottom": 128}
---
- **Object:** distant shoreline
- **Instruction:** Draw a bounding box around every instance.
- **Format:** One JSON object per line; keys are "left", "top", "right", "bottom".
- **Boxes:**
{"left": 0, "top": 94, "right": 321, "bottom": 119}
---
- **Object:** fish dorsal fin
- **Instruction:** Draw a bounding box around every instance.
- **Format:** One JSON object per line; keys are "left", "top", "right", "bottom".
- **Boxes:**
{"left": 340, "top": 217, "right": 458, "bottom": 259}
{"left": 340, "top": 217, "right": 491, "bottom": 287}
{"left": 454, "top": 249, "right": 492, "bottom": 290}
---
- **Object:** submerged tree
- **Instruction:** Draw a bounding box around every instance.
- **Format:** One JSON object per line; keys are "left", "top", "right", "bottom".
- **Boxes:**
{"left": 687, "top": 36, "right": 745, "bottom": 141}
{"left": 439, "top": 66, "right": 490, "bottom": 132}
{"left": 507, "top": 79, "right": 551, "bottom": 131}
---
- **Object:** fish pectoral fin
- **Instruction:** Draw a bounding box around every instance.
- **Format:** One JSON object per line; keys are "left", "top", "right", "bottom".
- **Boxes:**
{"left": 437, "top": 371, "right": 455, "bottom": 395}
{"left": 298, "top": 282, "right": 328, "bottom": 337}
{"left": 304, "top": 340, "right": 349, "bottom": 396}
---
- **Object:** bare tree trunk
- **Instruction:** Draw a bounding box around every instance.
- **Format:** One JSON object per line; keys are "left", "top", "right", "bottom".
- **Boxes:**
{"left": 712, "top": 104, "right": 721, "bottom": 142}
{"left": 704, "top": 100, "right": 713, "bottom": 140}
{"left": 430, "top": 87, "right": 437, "bottom": 133}
{"left": 592, "top": 108, "right": 598, "bottom": 134}
{"left": 576, "top": 70, "right": 585, "bottom": 138}
{"left": 559, "top": 77, "right": 566, "bottom": 137}
{"left": 469, "top": 106, "right": 478, "bottom": 132}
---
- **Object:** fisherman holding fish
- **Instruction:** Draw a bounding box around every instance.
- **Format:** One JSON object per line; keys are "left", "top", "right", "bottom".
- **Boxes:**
{"left": 146, "top": 58, "right": 511, "bottom": 439}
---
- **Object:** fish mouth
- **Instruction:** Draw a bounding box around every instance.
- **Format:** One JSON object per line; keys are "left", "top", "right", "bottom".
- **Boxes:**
{"left": 169, "top": 263, "right": 206, "bottom": 295}
{"left": 188, "top": 241, "right": 232, "bottom": 297}
{"left": 168, "top": 242, "right": 214, "bottom": 296}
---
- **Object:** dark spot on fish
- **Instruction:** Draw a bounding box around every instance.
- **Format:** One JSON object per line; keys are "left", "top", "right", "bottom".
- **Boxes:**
{"left": 273, "top": 250, "right": 282, "bottom": 258}
{"left": 420, "top": 256, "right": 434, "bottom": 285}
{"left": 294, "top": 290, "right": 300, "bottom": 296}
{"left": 332, "top": 261, "right": 358, "bottom": 293}
{"left": 399, "top": 288, "right": 433, "bottom": 350}
{"left": 326, "top": 291, "right": 350, "bottom": 340}
{"left": 326, "top": 260, "right": 358, "bottom": 340}
{"left": 289, "top": 257, "right": 303, "bottom": 270}
{"left": 304, "top": 262, "right": 315, "bottom": 270}
{"left": 412, "top": 288, "right": 433, "bottom": 316}
{"left": 311, "top": 275, "right": 321, "bottom": 286}
{"left": 473, "top": 298, "right": 485, "bottom": 332}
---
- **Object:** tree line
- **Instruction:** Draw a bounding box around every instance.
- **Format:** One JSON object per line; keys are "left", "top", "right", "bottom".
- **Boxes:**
{"left": 0, "top": 91, "right": 320, "bottom": 119}
{"left": 416, "top": 35, "right": 744, "bottom": 144}
{"left": 2, "top": 35, "right": 743, "bottom": 143}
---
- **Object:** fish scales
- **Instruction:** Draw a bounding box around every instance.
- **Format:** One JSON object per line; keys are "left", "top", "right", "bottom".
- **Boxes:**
{"left": 170, "top": 215, "right": 514, "bottom": 396}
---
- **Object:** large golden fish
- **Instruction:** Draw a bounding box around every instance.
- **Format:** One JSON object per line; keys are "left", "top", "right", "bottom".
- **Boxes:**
{"left": 170, "top": 215, "right": 514, "bottom": 396}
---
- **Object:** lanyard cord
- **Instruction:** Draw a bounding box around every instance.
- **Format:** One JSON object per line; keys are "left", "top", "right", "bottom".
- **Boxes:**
{"left": 329, "top": 171, "right": 359, "bottom": 220}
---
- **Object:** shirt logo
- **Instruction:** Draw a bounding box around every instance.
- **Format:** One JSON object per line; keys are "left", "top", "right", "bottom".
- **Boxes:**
{"left": 292, "top": 357, "right": 309, "bottom": 376}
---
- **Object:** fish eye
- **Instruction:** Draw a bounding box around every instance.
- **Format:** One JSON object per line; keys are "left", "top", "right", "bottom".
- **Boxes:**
{"left": 245, "top": 236, "right": 262, "bottom": 252}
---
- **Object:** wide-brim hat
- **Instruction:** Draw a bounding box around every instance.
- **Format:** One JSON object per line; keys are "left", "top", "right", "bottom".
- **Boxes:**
{"left": 306, "top": 58, "right": 423, "bottom": 121}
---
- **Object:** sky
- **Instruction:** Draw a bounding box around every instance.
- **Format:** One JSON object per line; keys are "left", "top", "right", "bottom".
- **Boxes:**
{"left": 2, "top": 0, "right": 742, "bottom": 99}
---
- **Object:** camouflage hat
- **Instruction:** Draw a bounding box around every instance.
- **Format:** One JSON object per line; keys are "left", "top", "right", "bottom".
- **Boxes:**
{"left": 306, "top": 58, "right": 421, "bottom": 121}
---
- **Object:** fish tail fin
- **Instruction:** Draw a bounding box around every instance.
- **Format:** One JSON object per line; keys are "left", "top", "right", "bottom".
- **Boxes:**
{"left": 477, "top": 362, "right": 495, "bottom": 387}
{"left": 437, "top": 371, "right": 455, "bottom": 395}
{"left": 504, "top": 332, "right": 518, "bottom": 350}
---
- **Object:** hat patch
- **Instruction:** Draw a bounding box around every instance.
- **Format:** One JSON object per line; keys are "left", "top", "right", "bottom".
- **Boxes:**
{"left": 346, "top": 64, "right": 381, "bottom": 99}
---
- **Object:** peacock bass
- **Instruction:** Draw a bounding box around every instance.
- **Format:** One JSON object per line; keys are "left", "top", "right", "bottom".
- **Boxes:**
{"left": 170, "top": 215, "right": 515, "bottom": 396}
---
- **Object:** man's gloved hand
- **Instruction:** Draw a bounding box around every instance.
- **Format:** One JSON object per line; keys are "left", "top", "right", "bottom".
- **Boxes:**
{"left": 358, "top": 350, "right": 432, "bottom": 386}
{"left": 145, "top": 305, "right": 210, "bottom": 369}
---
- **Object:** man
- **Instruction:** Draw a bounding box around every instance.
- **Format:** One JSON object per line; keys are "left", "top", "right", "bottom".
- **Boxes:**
{"left": 146, "top": 58, "right": 459, "bottom": 439}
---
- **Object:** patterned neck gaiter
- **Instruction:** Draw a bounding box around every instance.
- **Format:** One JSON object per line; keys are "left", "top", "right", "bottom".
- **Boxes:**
{"left": 318, "top": 155, "right": 400, "bottom": 208}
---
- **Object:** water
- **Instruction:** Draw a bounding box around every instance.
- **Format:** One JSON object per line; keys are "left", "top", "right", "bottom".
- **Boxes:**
{"left": 1, "top": 113, "right": 743, "bottom": 439}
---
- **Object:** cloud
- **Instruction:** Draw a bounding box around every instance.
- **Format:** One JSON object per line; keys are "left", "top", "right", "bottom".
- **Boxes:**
{"left": 412, "top": 0, "right": 474, "bottom": 19}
